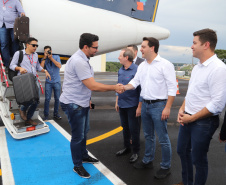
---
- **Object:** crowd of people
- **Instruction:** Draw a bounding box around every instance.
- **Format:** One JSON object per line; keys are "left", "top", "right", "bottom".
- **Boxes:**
{"left": 1, "top": 1, "right": 226, "bottom": 185}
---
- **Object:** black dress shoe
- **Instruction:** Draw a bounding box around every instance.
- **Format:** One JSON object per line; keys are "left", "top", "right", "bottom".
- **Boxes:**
{"left": 116, "top": 148, "right": 131, "bottom": 156}
{"left": 83, "top": 155, "right": 99, "bottom": 164}
{"left": 129, "top": 154, "right": 139, "bottom": 163}
{"left": 73, "top": 166, "right": 90, "bottom": 178}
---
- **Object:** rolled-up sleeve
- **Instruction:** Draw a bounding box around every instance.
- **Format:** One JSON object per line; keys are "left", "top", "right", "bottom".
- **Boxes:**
{"left": 10, "top": 51, "right": 19, "bottom": 71}
{"left": 16, "top": 0, "right": 25, "bottom": 16}
{"left": 163, "top": 62, "right": 177, "bottom": 96}
{"left": 36, "top": 58, "right": 43, "bottom": 72}
{"left": 206, "top": 67, "right": 226, "bottom": 115}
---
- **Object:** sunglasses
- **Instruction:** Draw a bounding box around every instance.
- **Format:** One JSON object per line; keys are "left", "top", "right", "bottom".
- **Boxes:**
{"left": 91, "top": 46, "right": 98, "bottom": 50}
{"left": 30, "top": 44, "right": 39, "bottom": 48}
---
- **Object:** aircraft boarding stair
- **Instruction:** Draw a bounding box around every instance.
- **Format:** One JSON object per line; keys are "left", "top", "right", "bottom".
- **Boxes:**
{"left": 0, "top": 55, "right": 49, "bottom": 139}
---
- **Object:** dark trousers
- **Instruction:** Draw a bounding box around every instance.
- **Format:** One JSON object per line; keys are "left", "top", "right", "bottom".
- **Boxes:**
{"left": 60, "top": 102, "right": 89, "bottom": 167}
{"left": 119, "top": 106, "right": 140, "bottom": 154}
{"left": 177, "top": 116, "right": 219, "bottom": 185}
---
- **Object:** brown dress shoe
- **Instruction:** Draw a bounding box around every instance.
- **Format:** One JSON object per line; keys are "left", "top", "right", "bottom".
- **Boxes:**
{"left": 25, "top": 119, "right": 38, "bottom": 126}
{"left": 19, "top": 109, "right": 27, "bottom": 120}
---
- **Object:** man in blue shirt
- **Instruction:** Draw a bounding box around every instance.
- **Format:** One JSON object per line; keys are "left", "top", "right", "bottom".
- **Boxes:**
{"left": 41, "top": 46, "right": 62, "bottom": 120}
{"left": 115, "top": 48, "right": 141, "bottom": 163}
{"left": 60, "top": 33, "right": 124, "bottom": 179}
{"left": 10, "top": 37, "right": 51, "bottom": 126}
{"left": 0, "top": 0, "right": 25, "bottom": 67}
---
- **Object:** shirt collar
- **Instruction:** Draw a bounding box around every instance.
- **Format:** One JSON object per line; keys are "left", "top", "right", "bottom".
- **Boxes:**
{"left": 198, "top": 54, "right": 216, "bottom": 67}
{"left": 154, "top": 54, "right": 161, "bottom": 62}
{"left": 123, "top": 62, "right": 136, "bottom": 70}
{"left": 133, "top": 56, "right": 137, "bottom": 63}
{"left": 77, "top": 49, "right": 89, "bottom": 62}
{"left": 23, "top": 49, "right": 36, "bottom": 55}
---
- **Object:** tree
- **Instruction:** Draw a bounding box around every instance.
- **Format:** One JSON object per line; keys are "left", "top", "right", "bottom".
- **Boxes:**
{"left": 215, "top": 49, "right": 226, "bottom": 63}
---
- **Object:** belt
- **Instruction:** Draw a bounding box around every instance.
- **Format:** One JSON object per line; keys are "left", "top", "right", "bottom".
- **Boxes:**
{"left": 143, "top": 99, "right": 166, "bottom": 104}
{"left": 184, "top": 111, "right": 219, "bottom": 118}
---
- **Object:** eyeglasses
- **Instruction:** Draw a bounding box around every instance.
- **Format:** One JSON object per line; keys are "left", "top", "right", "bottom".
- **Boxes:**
{"left": 30, "top": 44, "right": 39, "bottom": 48}
{"left": 91, "top": 46, "right": 98, "bottom": 50}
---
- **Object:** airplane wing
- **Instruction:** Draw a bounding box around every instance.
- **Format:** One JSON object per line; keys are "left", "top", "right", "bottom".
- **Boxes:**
{"left": 69, "top": 0, "right": 159, "bottom": 22}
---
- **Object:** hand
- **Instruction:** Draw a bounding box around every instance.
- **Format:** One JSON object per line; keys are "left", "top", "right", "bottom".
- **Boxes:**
{"left": 115, "top": 83, "right": 125, "bottom": 94}
{"left": 161, "top": 107, "right": 170, "bottom": 120}
{"left": 136, "top": 106, "right": 141, "bottom": 117}
{"left": 21, "top": 12, "right": 25, "bottom": 17}
{"left": 45, "top": 70, "right": 51, "bottom": 81}
{"left": 178, "top": 112, "right": 193, "bottom": 124}
{"left": 90, "top": 101, "right": 92, "bottom": 109}
{"left": 19, "top": 67, "right": 27, "bottom": 74}
{"left": 115, "top": 103, "right": 119, "bottom": 112}
{"left": 219, "top": 133, "right": 226, "bottom": 143}
{"left": 177, "top": 108, "right": 184, "bottom": 126}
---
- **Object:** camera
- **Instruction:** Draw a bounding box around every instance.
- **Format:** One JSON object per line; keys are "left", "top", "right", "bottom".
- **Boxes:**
{"left": 47, "top": 50, "right": 51, "bottom": 55}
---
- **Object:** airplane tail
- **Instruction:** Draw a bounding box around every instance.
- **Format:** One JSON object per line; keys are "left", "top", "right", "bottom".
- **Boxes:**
{"left": 70, "top": 0, "right": 159, "bottom": 22}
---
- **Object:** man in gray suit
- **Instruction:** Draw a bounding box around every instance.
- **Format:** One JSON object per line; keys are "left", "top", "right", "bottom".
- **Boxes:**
{"left": 127, "top": 45, "right": 144, "bottom": 66}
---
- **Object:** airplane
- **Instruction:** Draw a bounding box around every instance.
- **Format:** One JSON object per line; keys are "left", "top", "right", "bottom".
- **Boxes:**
{"left": 0, "top": 0, "right": 170, "bottom": 139}
{"left": 21, "top": 0, "right": 170, "bottom": 59}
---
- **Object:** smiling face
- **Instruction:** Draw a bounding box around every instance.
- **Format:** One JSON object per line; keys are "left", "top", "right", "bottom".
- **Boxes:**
{"left": 140, "top": 40, "right": 153, "bottom": 60}
{"left": 191, "top": 36, "right": 205, "bottom": 59}
{"left": 87, "top": 41, "right": 99, "bottom": 57}
{"left": 26, "top": 41, "right": 38, "bottom": 53}
{"left": 118, "top": 50, "right": 127, "bottom": 65}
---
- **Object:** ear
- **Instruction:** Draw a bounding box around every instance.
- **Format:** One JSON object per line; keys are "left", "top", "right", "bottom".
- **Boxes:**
{"left": 204, "top": 41, "right": 210, "bottom": 50}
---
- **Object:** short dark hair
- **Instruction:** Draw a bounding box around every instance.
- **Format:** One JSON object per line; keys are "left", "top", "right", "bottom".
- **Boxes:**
{"left": 122, "top": 48, "right": 134, "bottom": 62}
{"left": 143, "top": 37, "right": 159, "bottom": 53}
{"left": 79, "top": 33, "right": 99, "bottom": 49}
{"left": 26, "top": 37, "right": 38, "bottom": 44}
{"left": 127, "top": 44, "right": 138, "bottom": 51}
{"left": 44, "top": 46, "right": 52, "bottom": 50}
{"left": 193, "top": 28, "right": 217, "bottom": 51}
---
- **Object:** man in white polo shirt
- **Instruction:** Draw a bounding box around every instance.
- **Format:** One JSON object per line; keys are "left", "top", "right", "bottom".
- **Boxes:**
{"left": 59, "top": 33, "right": 124, "bottom": 179}
{"left": 176, "top": 28, "right": 226, "bottom": 185}
{"left": 123, "top": 37, "right": 177, "bottom": 179}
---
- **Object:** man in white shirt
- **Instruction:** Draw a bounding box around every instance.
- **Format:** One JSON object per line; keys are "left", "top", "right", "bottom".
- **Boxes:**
{"left": 176, "top": 29, "right": 226, "bottom": 185}
{"left": 123, "top": 37, "right": 177, "bottom": 179}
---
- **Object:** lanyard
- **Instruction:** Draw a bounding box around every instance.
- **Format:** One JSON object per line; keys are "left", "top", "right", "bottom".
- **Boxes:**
{"left": 27, "top": 54, "right": 34, "bottom": 65}
{"left": 2, "top": 0, "right": 9, "bottom": 6}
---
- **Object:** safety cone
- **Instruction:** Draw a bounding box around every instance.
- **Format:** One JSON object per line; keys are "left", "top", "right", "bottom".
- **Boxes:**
{"left": 176, "top": 79, "right": 180, "bottom": 94}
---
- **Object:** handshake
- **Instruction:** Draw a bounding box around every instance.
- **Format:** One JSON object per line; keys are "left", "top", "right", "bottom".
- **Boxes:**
{"left": 115, "top": 83, "right": 125, "bottom": 94}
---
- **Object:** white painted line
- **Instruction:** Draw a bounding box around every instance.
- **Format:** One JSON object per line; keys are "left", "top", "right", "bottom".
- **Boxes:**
{"left": 0, "top": 127, "right": 15, "bottom": 185}
{"left": 49, "top": 120, "right": 126, "bottom": 185}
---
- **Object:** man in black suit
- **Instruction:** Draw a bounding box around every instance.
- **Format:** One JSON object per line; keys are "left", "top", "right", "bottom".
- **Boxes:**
{"left": 127, "top": 45, "right": 144, "bottom": 66}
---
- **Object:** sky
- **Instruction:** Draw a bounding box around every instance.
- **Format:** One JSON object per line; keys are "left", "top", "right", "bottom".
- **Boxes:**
{"left": 106, "top": 0, "right": 226, "bottom": 64}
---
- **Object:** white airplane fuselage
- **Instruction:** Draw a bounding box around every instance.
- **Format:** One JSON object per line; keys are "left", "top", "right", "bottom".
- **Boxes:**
{"left": 21, "top": 0, "right": 170, "bottom": 56}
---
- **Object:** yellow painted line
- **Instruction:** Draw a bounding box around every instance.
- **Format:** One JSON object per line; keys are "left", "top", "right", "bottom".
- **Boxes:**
{"left": 38, "top": 55, "right": 70, "bottom": 61}
{"left": 152, "top": 0, "right": 159, "bottom": 22}
{"left": 0, "top": 169, "right": 2, "bottom": 176}
{"left": 87, "top": 126, "right": 123, "bottom": 145}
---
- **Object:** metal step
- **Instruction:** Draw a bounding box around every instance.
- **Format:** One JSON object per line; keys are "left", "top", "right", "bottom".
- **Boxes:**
{"left": 14, "top": 119, "right": 45, "bottom": 133}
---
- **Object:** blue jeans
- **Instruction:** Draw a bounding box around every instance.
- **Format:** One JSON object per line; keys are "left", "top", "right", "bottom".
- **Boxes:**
{"left": 44, "top": 82, "right": 61, "bottom": 117}
{"left": 119, "top": 106, "right": 140, "bottom": 154}
{"left": 141, "top": 101, "right": 171, "bottom": 169}
{"left": 0, "top": 25, "right": 19, "bottom": 67}
{"left": 177, "top": 116, "right": 219, "bottom": 185}
{"left": 20, "top": 79, "right": 40, "bottom": 120}
{"left": 60, "top": 102, "right": 90, "bottom": 167}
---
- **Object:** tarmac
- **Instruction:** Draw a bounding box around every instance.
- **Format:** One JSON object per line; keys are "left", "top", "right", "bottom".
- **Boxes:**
{"left": 0, "top": 72, "right": 226, "bottom": 185}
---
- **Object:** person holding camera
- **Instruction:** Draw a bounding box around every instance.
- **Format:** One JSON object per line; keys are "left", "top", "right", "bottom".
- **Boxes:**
{"left": 41, "top": 46, "right": 62, "bottom": 120}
